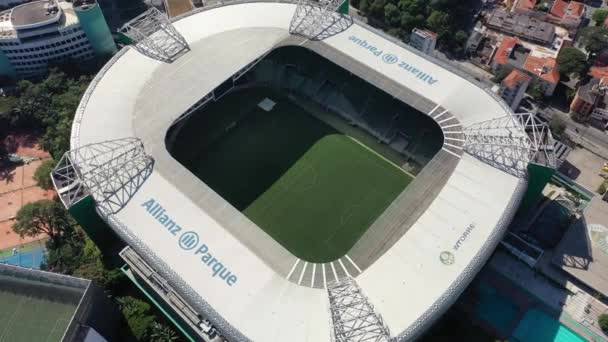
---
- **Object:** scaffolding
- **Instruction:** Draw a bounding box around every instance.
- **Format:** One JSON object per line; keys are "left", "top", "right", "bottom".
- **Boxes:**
{"left": 119, "top": 8, "right": 189, "bottom": 62}
{"left": 289, "top": 0, "right": 352, "bottom": 40}
{"left": 327, "top": 277, "right": 390, "bottom": 342}
{"left": 51, "top": 138, "right": 154, "bottom": 214}
{"left": 463, "top": 112, "right": 555, "bottom": 177}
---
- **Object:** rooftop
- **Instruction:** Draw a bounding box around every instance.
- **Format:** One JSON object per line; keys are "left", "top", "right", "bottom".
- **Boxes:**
{"left": 412, "top": 27, "right": 437, "bottom": 40}
{"left": 10, "top": 0, "right": 61, "bottom": 28}
{"left": 553, "top": 197, "right": 608, "bottom": 298}
{"left": 486, "top": 9, "right": 555, "bottom": 44}
{"left": 550, "top": 0, "right": 585, "bottom": 20}
{"left": 515, "top": 0, "right": 537, "bottom": 12}
{"left": 589, "top": 66, "right": 608, "bottom": 79}
{"left": 523, "top": 55, "right": 560, "bottom": 84}
{"left": 502, "top": 69, "right": 532, "bottom": 89}
{"left": 493, "top": 36, "right": 519, "bottom": 66}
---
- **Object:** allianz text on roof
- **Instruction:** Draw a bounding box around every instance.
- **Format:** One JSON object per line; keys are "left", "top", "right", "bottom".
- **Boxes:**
{"left": 68, "top": 3, "right": 531, "bottom": 341}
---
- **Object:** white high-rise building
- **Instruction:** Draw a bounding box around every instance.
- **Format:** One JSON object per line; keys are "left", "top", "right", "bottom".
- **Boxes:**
{"left": 409, "top": 28, "right": 437, "bottom": 55}
{"left": 0, "top": 0, "right": 115, "bottom": 78}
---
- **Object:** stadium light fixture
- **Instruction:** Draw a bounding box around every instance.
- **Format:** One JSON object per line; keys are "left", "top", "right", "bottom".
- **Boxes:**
{"left": 327, "top": 277, "right": 391, "bottom": 342}
{"left": 463, "top": 112, "right": 555, "bottom": 177}
{"left": 51, "top": 137, "right": 154, "bottom": 214}
{"left": 119, "top": 8, "right": 189, "bottom": 62}
{"left": 290, "top": 0, "right": 352, "bottom": 40}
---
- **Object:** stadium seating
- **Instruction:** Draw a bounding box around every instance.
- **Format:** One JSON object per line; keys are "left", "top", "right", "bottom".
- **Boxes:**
{"left": 241, "top": 46, "right": 442, "bottom": 166}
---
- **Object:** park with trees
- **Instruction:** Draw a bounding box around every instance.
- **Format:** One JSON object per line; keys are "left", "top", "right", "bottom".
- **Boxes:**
{"left": 350, "top": 0, "right": 475, "bottom": 56}
{"left": 0, "top": 68, "right": 183, "bottom": 341}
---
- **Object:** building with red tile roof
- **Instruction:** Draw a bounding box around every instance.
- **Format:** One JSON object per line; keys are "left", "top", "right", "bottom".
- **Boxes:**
{"left": 500, "top": 70, "right": 532, "bottom": 110}
{"left": 548, "top": 0, "right": 585, "bottom": 29}
{"left": 590, "top": 66, "right": 608, "bottom": 79}
{"left": 491, "top": 37, "right": 519, "bottom": 70}
{"left": 515, "top": 0, "right": 537, "bottom": 12}
{"left": 523, "top": 55, "right": 560, "bottom": 96}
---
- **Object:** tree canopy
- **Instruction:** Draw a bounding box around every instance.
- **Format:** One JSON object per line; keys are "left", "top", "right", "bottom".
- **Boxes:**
{"left": 12, "top": 199, "right": 72, "bottom": 247}
{"left": 34, "top": 159, "right": 56, "bottom": 190}
{"left": 556, "top": 47, "right": 588, "bottom": 77}
{"left": 579, "top": 26, "right": 608, "bottom": 54}
{"left": 356, "top": 0, "right": 473, "bottom": 55}
{"left": 593, "top": 9, "right": 608, "bottom": 26}
{"left": 1, "top": 69, "right": 92, "bottom": 159}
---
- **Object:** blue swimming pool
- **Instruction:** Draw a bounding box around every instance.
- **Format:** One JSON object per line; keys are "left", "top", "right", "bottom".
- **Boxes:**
{"left": 511, "top": 309, "right": 586, "bottom": 342}
{"left": 0, "top": 246, "right": 46, "bottom": 269}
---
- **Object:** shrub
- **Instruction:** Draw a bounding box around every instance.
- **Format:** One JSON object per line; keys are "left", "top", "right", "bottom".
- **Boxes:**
{"left": 117, "top": 296, "right": 157, "bottom": 340}
{"left": 599, "top": 313, "right": 608, "bottom": 332}
{"left": 33, "top": 159, "right": 56, "bottom": 190}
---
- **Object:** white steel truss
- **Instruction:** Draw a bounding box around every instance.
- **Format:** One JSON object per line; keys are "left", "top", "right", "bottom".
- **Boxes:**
{"left": 327, "top": 277, "right": 390, "bottom": 342}
{"left": 463, "top": 112, "right": 555, "bottom": 177}
{"left": 119, "top": 8, "right": 189, "bottom": 62}
{"left": 51, "top": 138, "right": 154, "bottom": 214}
{"left": 290, "top": 0, "right": 352, "bottom": 41}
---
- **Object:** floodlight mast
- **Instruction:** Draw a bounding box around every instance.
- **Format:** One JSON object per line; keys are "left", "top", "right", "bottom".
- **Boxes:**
{"left": 290, "top": 0, "right": 349, "bottom": 40}
{"left": 119, "top": 8, "right": 189, "bottom": 62}
{"left": 463, "top": 112, "right": 556, "bottom": 176}
{"left": 327, "top": 277, "right": 391, "bottom": 342}
{"left": 51, "top": 138, "right": 154, "bottom": 214}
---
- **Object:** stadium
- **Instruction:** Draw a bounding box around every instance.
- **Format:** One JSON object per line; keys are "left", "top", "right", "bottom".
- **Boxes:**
{"left": 51, "top": 2, "right": 554, "bottom": 341}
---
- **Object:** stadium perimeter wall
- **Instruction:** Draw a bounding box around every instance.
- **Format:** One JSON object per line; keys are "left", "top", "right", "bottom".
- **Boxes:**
{"left": 68, "top": 2, "right": 531, "bottom": 341}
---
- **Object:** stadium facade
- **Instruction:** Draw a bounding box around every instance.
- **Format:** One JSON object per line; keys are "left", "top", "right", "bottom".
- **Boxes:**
{"left": 52, "top": 2, "right": 554, "bottom": 341}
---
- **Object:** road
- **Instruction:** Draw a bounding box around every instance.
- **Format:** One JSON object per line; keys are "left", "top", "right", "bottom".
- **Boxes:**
{"left": 540, "top": 106, "right": 608, "bottom": 159}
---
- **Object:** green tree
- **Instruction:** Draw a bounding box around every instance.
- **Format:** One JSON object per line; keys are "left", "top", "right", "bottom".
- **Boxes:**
{"left": 12, "top": 200, "right": 72, "bottom": 247}
{"left": 34, "top": 159, "right": 56, "bottom": 190}
{"left": 384, "top": 3, "right": 400, "bottom": 26}
{"left": 593, "top": 9, "right": 608, "bottom": 26}
{"left": 599, "top": 313, "right": 608, "bottom": 332}
{"left": 117, "top": 296, "right": 157, "bottom": 341}
{"left": 359, "top": 0, "right": 369, "bottom": 13}
{"left": 557, "top": 47, "right": 588, "bottom": 77}
{"left": 2, "top": 69, "right": 91, "bottom": 159}
{"left": 150, "top": 323, "right": 179, "bottom": 342}
{"left": 527, "top": 82, "right": 544, "bottom": 101}
{"left": 426, "top": 10, "right": 451, "bottom": 38}
{"left": 579, "top": 26, "right": 608, "bottom": 54}
{"left": 492, "top": 66, "right": 514, "bottom": 83}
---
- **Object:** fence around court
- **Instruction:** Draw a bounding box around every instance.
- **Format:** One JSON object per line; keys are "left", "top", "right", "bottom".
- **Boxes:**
{"left": 0, "top": 244, "right": 46, "bottom": 269}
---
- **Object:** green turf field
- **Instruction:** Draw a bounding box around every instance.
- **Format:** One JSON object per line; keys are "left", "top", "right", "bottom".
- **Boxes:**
{"left": 0, "top": 290, "right": 75, "bottom": 342}
{"left": 170, "top": 87, "right": 413, "bottom": 262}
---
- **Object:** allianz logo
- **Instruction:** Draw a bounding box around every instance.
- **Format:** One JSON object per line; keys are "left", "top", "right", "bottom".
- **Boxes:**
{"left": 142, "top": 198, "right": 238, "bottom": 287}
{"left": 348, "top": 35, "right": 439, "bottom": 85}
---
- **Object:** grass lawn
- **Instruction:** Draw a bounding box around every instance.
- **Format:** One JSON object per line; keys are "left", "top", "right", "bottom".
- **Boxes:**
{"left": 171, "top": 87, "right": 412, "bottom": 262}
{"left": 0, "top": 290, "right": 75, "bottom": 342}
{"left": 245, "top": 134, "right": 411, "bottom": 262}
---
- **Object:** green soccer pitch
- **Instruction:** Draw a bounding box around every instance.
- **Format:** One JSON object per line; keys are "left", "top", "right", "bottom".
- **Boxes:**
{"left": 169, "top": 87, "right": 413, "bottom": 262}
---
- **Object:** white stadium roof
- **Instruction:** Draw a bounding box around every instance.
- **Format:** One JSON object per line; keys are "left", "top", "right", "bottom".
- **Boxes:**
{"left": 57, "top": 2, "right": 540, "bottom": 341}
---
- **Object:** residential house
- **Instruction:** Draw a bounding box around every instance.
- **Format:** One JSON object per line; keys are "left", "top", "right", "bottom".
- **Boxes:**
{"left": 500, "top": 70, "right": 532, "bottom": 110}
{"left": 522, "top": 55, "right": 560, "bottom": 96}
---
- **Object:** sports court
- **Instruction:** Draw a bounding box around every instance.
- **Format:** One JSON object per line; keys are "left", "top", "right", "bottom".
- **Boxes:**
{"left": 0, "top": 289, "right": 75, "bottom": 342}
{"left": 170, "top": 87, "right": 412, "bottom": 262}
